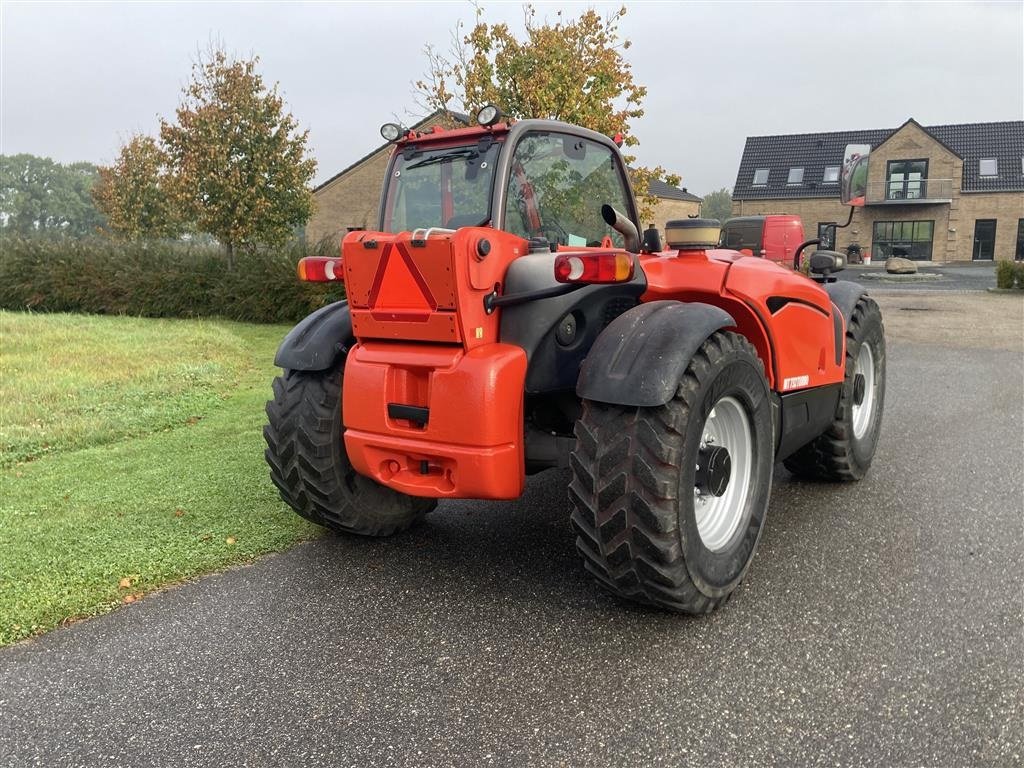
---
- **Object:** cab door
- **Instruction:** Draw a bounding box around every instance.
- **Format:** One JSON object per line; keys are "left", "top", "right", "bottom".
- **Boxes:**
{"left": 496, "top": 129, "right": 638, "bottom": 248}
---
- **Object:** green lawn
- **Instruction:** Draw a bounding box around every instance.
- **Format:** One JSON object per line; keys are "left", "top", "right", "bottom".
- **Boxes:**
{"left": 0, "top": 311, "right": 320, "bottom": 645}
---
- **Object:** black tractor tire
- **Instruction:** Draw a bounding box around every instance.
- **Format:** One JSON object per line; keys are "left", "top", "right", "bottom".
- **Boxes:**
{"left": 784, "top": 296, "right": 886, "bottom": 481}
{"left": 569, "top": 332, "right": 774, "bottom": 613}
{"left": 264, "top": 362, "right": 436, "bottom": 536}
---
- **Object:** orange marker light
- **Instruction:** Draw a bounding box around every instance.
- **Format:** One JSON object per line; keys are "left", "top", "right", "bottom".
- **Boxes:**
{"left": 297, "top": 257, "right": 344, "bottom": 283}
{"left": 553, "top": 251, "right": 634, "bottom": 284}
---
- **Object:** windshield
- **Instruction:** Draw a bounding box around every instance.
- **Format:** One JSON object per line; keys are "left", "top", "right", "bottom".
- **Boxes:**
{"left": 383, "top": 142, "right": 501, "bottom": 232}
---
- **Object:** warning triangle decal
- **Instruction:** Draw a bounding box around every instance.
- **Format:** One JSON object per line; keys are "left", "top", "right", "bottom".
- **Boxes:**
{"left": 367, "top": 243, "right": 437, "bottom": 312}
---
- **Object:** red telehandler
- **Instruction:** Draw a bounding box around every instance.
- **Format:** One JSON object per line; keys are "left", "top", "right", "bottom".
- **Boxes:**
{"left": 264, "top": 108, "right": 885, "bottom": 613}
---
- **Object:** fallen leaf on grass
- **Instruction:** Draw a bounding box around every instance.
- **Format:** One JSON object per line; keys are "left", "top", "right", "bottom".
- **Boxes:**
{"left": 174, "top": 508, "right": 185, "bottom": 517}
{"left": 123, "top": 594, "right": 136, "bottom": 604}
{"left": 118, "top": 577, "right": 131, "bottom": 589}
{"left": 225, "top": 536, "right": 237, "bottom": 545}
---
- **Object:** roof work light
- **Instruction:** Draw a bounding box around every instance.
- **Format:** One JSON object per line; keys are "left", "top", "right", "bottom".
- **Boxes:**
{"left": 380, "top": 123, "right": 402, "bottom": 142}
{"left": 476, "top": 104, "right": 502, "bottom": 127}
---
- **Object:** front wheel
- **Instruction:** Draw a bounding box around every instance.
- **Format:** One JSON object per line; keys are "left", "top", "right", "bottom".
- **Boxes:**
{"left": 263, "top": 362, "right": 435, "bottom": 536}
{"left": 784, "top": 296, "right": 886, "bottom": 481}
{"left": 569, "top": 332, "right": 774, "bottom": 613}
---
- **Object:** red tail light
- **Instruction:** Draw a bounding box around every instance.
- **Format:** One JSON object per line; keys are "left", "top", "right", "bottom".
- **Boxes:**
{"left": 553, "top": 251, "right": 634, "bottom": 284}
{"left": 297, "top": 257, "right": 344, "bottom": 282}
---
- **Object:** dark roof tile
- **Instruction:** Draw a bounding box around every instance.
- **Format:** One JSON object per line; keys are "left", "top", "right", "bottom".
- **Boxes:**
{"left": 646, "top": 177, "right": 703, "bottom": 202}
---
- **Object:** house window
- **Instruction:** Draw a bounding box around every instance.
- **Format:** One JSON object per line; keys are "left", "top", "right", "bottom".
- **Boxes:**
{"left": 979, "top": 158, "right": 998, "bottom": 177}
{"left": 873, "top": 220, "right": 934, "bottom": 261}
{"left": 1016, "top": 219, "right": 1024, "bottom": 261}
{"left": 753, "top": 169, "right": 769, "bottom": 186}
{"left": 822, "top": 165, "right": 840, "bottom": 184}
{"left": 787, "top": 167, "right": 804, "bottom": 184}
{"left": 886, "top": 159, "right": 928, "bottom": 200}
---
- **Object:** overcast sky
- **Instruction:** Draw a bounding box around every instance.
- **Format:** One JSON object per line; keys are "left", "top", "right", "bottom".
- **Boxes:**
{"left": 2, "top": 1, "right": 1022, "bottom": 195}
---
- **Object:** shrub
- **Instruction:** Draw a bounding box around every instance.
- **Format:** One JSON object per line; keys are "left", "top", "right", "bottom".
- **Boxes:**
{"left": 0, "top": 236, "right": 343, "bottom": 323}
{"left": 1015, "top": 261, "right": 1024, "bottom": 289}
{"left": 995, "top": 259, "right": 1015, "bottom": 289}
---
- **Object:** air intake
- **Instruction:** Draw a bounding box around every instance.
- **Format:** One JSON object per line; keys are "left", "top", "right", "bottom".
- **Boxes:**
{"left": 665, "top": 218, "right": 721, "bottom": 250}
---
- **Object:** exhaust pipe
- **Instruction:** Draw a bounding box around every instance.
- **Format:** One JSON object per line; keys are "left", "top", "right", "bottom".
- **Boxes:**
{"left": 601, "top": 205, "right": 640, "bottom": 254}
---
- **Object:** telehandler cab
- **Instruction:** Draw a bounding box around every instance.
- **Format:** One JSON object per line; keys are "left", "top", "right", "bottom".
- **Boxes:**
{"left": 264, "top": 108, "right": 885, "bottom": 613}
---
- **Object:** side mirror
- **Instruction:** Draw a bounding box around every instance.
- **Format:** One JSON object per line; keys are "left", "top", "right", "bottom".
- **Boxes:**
{"left": 841, "top": 143, "right": 871, "bottom": 206}
{"left": 809, "top": 250, "right": 846, "bottom": 276}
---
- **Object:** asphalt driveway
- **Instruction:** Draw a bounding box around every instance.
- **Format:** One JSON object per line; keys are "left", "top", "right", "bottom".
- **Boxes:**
{"left": 2, "top": 295, "right": 1021, "bottom": 768}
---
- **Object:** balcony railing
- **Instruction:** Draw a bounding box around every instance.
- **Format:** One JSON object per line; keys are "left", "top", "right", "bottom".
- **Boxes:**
{"left": 865, "top": 178, "right": 954, "bottom": 204}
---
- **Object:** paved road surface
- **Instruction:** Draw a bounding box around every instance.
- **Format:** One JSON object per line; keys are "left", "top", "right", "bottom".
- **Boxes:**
{"left": 2, "top": 317, "right": 1021, "bottom": 767}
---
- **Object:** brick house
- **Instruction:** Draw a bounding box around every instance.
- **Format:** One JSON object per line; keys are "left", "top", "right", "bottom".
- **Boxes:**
{"left": 730, "top": 119, "right": 1024, "bottom": 262}
{"left": 306, "top": 110, "right": 701, "bottom": 245}
{"left": 644, "top": 178, "right": 702, "bottom": 235}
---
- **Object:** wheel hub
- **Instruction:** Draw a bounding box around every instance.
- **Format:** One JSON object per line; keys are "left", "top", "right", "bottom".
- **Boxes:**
{"left": 853, "top": 373, "right": 866, "bottom": 405}
{"left": 851, "top": 343, "right": 876, "bottom": 439}
{"left": 696, "top": 445, "right": 732, "bottom": 497}
{"left": 693, "top": 396, "right": 754, "bottom": 552}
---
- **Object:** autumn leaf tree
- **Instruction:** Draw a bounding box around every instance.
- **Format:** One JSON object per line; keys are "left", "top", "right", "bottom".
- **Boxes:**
{"left": 160, "top": 48, "right": 317, "bottom": 269}
{"left": 415, "top": 4, "right": 680, "bottom": 220}
{"left": 92, "top": 134, "right": 182, "bottom": 240}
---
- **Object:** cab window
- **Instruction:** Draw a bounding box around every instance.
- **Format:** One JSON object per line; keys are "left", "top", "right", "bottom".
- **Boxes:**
{"left": 385, "top": 143, "right": 499, "bottom": 232}
{"left": 503, "top": 132, "right": 632, "bottom": 247}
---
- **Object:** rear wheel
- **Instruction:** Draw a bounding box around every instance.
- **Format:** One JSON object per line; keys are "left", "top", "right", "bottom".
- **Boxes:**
{"left": 784, "top": 296, "right": 886, "bottom": 481}
{"left": 569, "top": 332, "right": 773, "bottom": 613}
{"left": 264, "top": 362, "right": 435, "bottom": 536}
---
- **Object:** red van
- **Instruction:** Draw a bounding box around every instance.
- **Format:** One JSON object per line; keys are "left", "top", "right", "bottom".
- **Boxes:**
{"left": 720, "top": 215, "right": 805, "bottom": 267}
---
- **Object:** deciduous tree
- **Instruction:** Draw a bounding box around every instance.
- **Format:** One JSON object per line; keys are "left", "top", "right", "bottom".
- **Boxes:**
{"left": 93, "top": 134, "right": 181, "bottom": 240}
{"left": 160, "top": 48, "right": 317, "bottom": 269}
{"left": 0, "top": 154, "right": 105, "bottom": 236}
{"left": 700, "top": 187, "right": 733, "bottom": 223}
{"left": 415, "top": 4, "right": 680, "bottom": 219}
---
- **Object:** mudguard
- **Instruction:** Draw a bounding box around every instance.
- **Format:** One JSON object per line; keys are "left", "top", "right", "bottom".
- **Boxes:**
{"left": 576, "top": 300, "right": 736, "bottom": 407}
{"left": 825, "top": 280, "right": 867, "bottom": 326}
{"left": 273, "top": 301, "right": 353, "bottom": 371}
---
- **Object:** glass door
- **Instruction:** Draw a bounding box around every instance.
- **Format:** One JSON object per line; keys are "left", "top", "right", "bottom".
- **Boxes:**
{"left": 972, "top": 220, "right": 996, "bottom": 260}
{"left": 886, "top": 160, "right": 928, "bottom": 200}
{"left": 873, "top": 220, "right": 934, "bottom": 260}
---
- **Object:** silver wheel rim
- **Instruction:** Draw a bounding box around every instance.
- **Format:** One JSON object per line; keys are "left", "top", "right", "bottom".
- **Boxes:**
{"left": 694, "top": 395, "right": 754, "bottom": 552}
{"left": 852, "top": 343, "right": 876, "bottom": 439}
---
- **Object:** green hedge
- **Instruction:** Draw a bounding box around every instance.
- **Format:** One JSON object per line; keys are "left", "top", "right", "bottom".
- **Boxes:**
{"left": 994, "top": 260, "right": 1024, "bottom": 290}
{"left": 0, "top": 237, "right": 344, "bottom": 323}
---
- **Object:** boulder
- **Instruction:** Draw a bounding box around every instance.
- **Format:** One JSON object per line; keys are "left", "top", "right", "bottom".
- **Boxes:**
{"left": 885, "top": 256, "right": 918, "bottom": 274}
